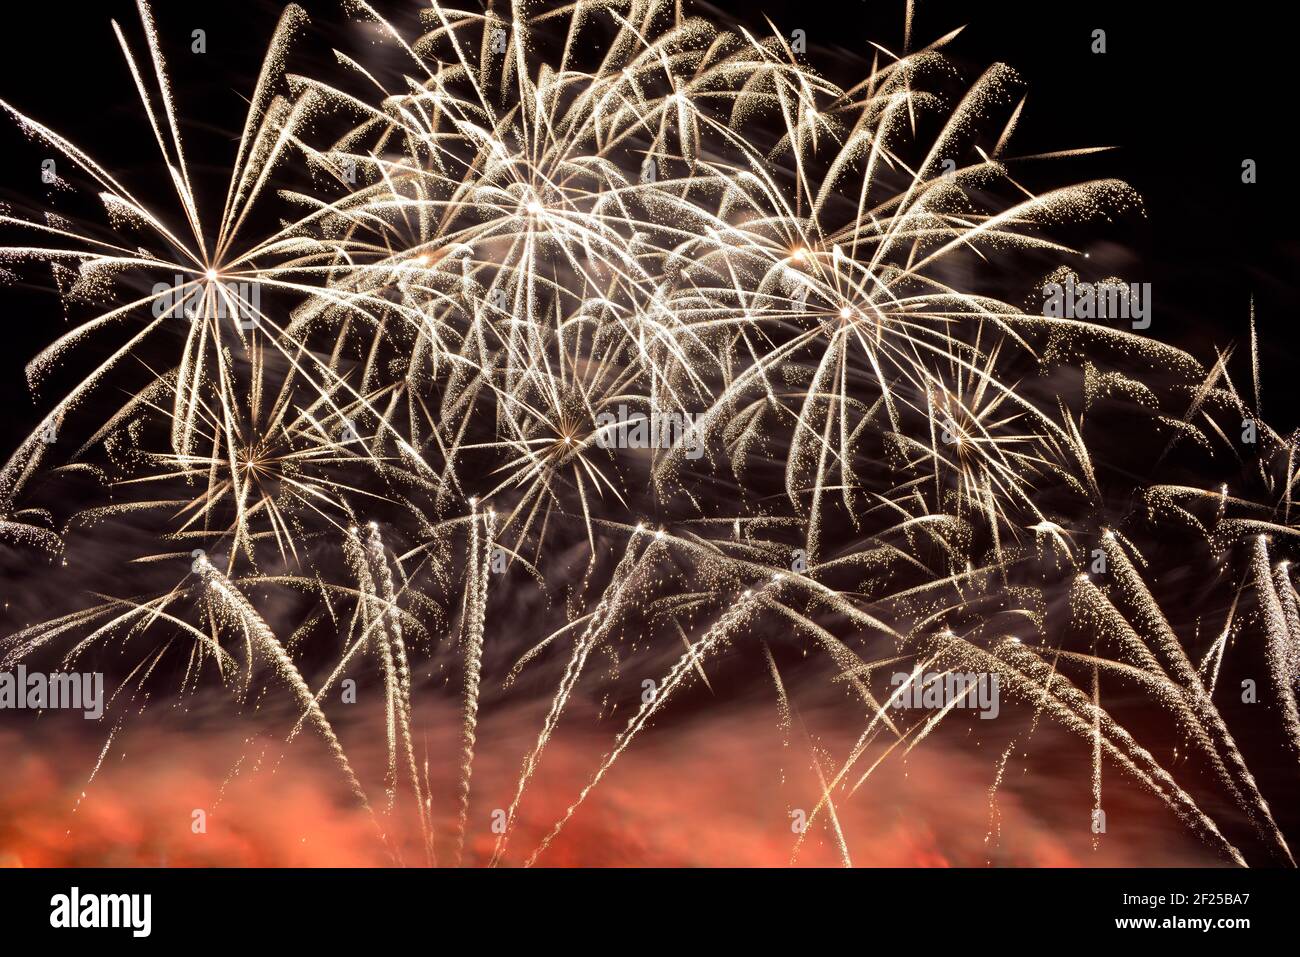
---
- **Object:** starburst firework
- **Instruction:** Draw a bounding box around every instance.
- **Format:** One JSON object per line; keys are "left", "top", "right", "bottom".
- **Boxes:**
{"left": 1, "top": 0, "right": 1297, "bottom": 867}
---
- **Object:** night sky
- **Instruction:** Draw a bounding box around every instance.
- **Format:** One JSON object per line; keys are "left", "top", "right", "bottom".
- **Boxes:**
{"left": 0, "top": 1, "right": 1296, "bottom": 870}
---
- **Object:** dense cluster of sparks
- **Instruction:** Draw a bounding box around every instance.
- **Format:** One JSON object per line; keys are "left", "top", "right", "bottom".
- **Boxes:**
{"left": 0, "top": 0, "right": 1297, "bottom": 866}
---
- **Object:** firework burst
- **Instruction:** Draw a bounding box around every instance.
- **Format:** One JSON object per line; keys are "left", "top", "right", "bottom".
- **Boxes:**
{"left": 1, "top": 0, "right": 1297, "bottom": 867}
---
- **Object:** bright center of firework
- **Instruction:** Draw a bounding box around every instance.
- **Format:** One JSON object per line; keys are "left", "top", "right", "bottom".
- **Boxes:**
{"left": 839, "top": 306, "right": 853, "bottom": 320}
{"left": 205, "top": 268, "right": 218, "bottom": 281}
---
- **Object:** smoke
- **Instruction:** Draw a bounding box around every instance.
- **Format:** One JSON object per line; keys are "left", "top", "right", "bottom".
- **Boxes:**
{"left": 0, "top": 694, "right": 1220, "bottom": 867}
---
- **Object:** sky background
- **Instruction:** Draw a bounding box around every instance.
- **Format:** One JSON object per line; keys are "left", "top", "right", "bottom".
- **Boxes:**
{"left": 0, "top": 1, "right": 1294, "bottom": 867}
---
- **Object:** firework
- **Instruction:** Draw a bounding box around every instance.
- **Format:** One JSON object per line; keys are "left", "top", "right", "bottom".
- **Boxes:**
{"left": 1, "top": 0, "right": 1296, "bottom": 868}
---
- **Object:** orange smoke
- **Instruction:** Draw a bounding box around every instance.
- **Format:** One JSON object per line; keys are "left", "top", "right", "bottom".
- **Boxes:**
{"left": 0, "top": 701, "right": 1219, "bottom": 867}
